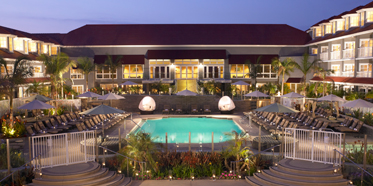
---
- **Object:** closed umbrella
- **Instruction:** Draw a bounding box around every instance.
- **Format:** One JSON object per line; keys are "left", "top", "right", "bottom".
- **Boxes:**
{"left": 255, "top": 103, "right": 299, "bottom": 113}
{"left": 18, "top": 100, "right": 55, "bottom": 110}
{"left": 176, "top": 89, "right": 198, "bottom": 96}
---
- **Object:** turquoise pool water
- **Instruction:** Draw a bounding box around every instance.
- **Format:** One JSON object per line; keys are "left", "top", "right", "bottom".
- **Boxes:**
{"left": 135, "top": 117, "right": 243, "bottom": 143}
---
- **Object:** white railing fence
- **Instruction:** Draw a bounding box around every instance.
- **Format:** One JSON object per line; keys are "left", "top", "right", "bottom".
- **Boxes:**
{"left": 32, "top": 131, "right": 95, "bottom": 169}
{"left": 358, "top": 47, "right": 373, "bottom": 58}
{"left": 284, "top": 128, "right": 342, "bottom": 165}
{"left": 343, "top": 49, "right": 355, "bottom": 59}
{"left": 330, "top": 51, "right": 341, "bottom": 60}
{"left": 320, "top": 53, "right": 329, "bottom": 61}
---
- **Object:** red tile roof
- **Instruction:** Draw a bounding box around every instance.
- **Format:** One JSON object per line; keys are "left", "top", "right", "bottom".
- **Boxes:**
{"left": 286, "top": 77, "right": 303, "bottom": 83}
{"left": 0, "top": 49, "right": 38, "bottom": 60}
{"left": 228, "top": 54, "right": 278, "bottom": 64}
{"left": 147, "top": 50, "right": 226, "bottom": 59}
{"left": 93, "top": 55, "right": 145, "bottom": 64}
{"left": 0, "top": 25, "right": 63, "bottom": 45}
{"left": 310, "top": 76, "right": 373, "bottom": 85}
{"left": 62, "top": 24, "right": 311, "bottom": 46}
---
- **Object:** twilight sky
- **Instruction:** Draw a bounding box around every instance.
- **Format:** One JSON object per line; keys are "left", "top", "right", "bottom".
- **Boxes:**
{"left": 1, "top": 0, "right": 372, "bottom": 34}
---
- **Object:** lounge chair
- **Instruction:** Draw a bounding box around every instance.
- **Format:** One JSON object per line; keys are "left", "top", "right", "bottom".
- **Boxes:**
{"left": 335, "top": 120, "right": 363, "bottom": 133}
{"left": 162, "top": 105, "right": 170, "bottom": 114}
{"left": 191, "top": 105, "right": 199, "bottom": 114}
{"left": 43, "top": 120, "right": 63, "bottom": 132}
{"left": 203, "top": 105, "right": 211, "bottom": 114}
{"left": 175, "top": 105, "right": 183, "bottom": 114}
{"left": 37, "top": 121, "right": 59, "bottom": 134}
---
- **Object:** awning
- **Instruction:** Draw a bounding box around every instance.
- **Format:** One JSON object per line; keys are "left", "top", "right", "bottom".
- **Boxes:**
{"left": 142, "top": 79, "right": 174, "bottom": 84}
{"left": 310, "top": 76, "right": 373, "bottom": 86}
{"left": 228, "top": 54, "right": 278, "bottom": 64}
{"left": 93, "top": 55, "right": 145, "bottom": 64}
{"left": 147, "top": 50, "right": 226, "bottom": 59}
{"left": 286, "top": 77, "right": 303, "bottom": 83}
{"left": 199, "top": 79, "right": 232, "bottom": 83}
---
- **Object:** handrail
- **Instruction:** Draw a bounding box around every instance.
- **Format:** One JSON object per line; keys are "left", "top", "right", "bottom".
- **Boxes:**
{"left": 98, "top": 145, "right": 146, "bottom": 163}
{"left": 0, "top": 153, "right": 42, "bottom": 183}
{"left": 231, "top": 144, "right": 281, "bottom": 163}
{"left": 334, "top": 149, "right": 373, "bottom": 178}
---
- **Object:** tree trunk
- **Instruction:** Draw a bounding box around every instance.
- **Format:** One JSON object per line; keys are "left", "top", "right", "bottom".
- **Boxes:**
{"left": 322, "top": 79, "right": 325, "bottom": 96}
{"left": 224, "top": 158, "right": 232, "bottom": 172}
{"left": 9, "top": 89, "right": 14, "bottom": 125}
{"left": 61, "top": 79, "right": 64, "bottom": 99}
{"left": 112, "top": 76, "right": 115, "bottom": 92}
{"left": 281, "top": 72, "right": 285, "bottom": 96}
{"left": 86, "top": 74, "right": 89, "bottom": 92}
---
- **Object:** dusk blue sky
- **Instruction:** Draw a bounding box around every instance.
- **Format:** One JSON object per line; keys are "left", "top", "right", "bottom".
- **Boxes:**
{"left": 1, "top": 0, "right": 372, "bottom": 34}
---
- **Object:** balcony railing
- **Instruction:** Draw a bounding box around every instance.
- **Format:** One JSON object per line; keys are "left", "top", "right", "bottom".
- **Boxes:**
{"left": 343, "top": 49, "right": 355, "bottom": 59}
{"left": 329, "top": 71, "right": 354, "bottom": 77}
{"left": 357, "top": 71, "right": 372, "bottom": 77}
{"left": 33, "top": 73, "right": 44, "bottom": 77}
{"left": 330, "top": 51, "right": 341, "bottom": 60}
{"left": 358, "top": 47, "right": 373, "bottom": 58}
{"left": 320, "top": 53, "right": 328, "bottom": 61}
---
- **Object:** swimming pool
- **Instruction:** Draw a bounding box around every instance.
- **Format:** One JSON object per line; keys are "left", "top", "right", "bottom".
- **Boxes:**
{"left": 134, "top": 117, "right": 244, "bottom": 143}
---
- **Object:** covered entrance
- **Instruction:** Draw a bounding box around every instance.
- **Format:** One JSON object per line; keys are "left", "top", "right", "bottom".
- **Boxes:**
{"left": 176, "top": 79, "right": 197, "bottom": 92}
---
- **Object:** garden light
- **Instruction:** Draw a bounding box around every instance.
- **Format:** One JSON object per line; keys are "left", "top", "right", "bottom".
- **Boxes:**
{"left": 169, "top": 175, "right": 172, "bottom": 181}
{"left": 136, "top": 173, "right": 139, "bottom": 176}
{"left": 118, "top": 170, "right": 121, "bottom": 173}
{"left": 238, "top": 175, "right": 241, "bottom": 179}
{"left": 102, "top": 162, "right": 105, "bottom": 166}
{"left": 275, "top": 163, "right": 278, "bottom": 167}
{"left": 191, "top": 176, "right": 194, "bottom": 181}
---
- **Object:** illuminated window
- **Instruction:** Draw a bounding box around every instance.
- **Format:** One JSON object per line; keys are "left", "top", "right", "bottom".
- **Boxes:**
{"left": 345, "top": 42, "right": 355, "bottom": 50}
{"left": 311, "top": 48, "right": 318, "bottom": 55}
{"left": 367, "top": 11, "right": 373, "bottom": 22}
{"left": 257, "top": 64, "right": 276, "bottom": 79}
{"left": 337, "top": 21, "right": 345, "bottom": 31}
{"left": 315, "top": 27, "right": 321, "bottom": 37}
{"left": 8, "top": 38, "right": 13, "bottom": 51}
{"left": 174, "top": 59, "right": 199, "bottom": 65}
{"left": 42, "top": 45, "right": 48, "bottom": 54}
{"left": 360, "top": 39, "right": 373, "bottom": 47}
{"left": 0, "top": 37, "right": 7, "bottom": 48}
{"left": 14, "top": 39, "right": 24, "bottom": 51}
{"left": 123, "top": 64, "right": 143, "bottom": 79}
{"left": 28, "top": 42, "right": 37, "bottom": 52}
{"left": 151, "top": 66, "right": 170, "bottom": 79}
{"left": 360, "top": 63, "right": 372, "bottom": 72}
{"left": 202, "top": 59, "right": 224, "bottom": 65}
{"left": 149, "top": 59, "right": 170, "bottom": 65}
{"left": 96, "top": 65, "right": 116, "bottom": 79}
{"left": 345, "top": 17, "right": 350, "bottom": 29}
{"left": 331, "top": 65, "right": 340, "bottom": 72}
{"left": 332, "top": 45, "right": 340, "bottom": 52}
{"left": 321, "top": 46, "right": 328, "bottom": 53}
{"left": 230, "top": 64, "right": 249, "bottom": 78}
{"left": 332, "top": 22, "right": 336, "bottom": 33}
{"left": 51, "top": 46, "right": 58, "bottom": 55}
{"left": 71, "top": 68, "right": 84, "bottom": 79}
{"left": 203, "top": 65, "right": 223, "bottom": 79}
{"left": 344, "top": 64, "right": 355, "bottom": 72}
{"left": 34, "top": 66, "right": 42, "bottom": 73}
{"left": 72, "top": 85, "right": 84, "bottom": 94}
{"left": 325, "top": 25, "right": 332, "bottom": 34}
{"left": 350, "top": 16, "right": 359, "bottom": 27}
{"left": 0, "top": 65, "right": 13, "bottom": 74}
{"left": 361, "top": 12, "right": 365, "bottom": 26}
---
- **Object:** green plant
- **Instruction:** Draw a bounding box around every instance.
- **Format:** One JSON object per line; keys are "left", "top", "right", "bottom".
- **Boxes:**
{"left": 293, "top": 53, "right": 319, "bottom": 96}
{"left": 362, "top": 113, "right": 373, "bottom": 126}
{"left": 271, "top": 57, "right": 297, "bottom": 95}
{"left": 102, "top": 55, "right": 123, "bottom": 91}
{"left": 245, "top": 56, "right": 263, "bottom": 91}
{"left": 314, "top": 66, "right": 334, "bottom": 96}
{"left": 56, "top": 107, "right": 65, "bottom": 116}
{"left": 77, "top": 57, "right": 95, "bottom": 92}
{"left": 0, "top": 144, "right": 25, "bottom": 169}
{"left": 346, "top": 92, "right": 365, "bottom": 101}
{"left": 352, "top": 109, "right": 363, "bottom": 120}
{"left": 1, "top": 114, "right": 26, "bottom": 138}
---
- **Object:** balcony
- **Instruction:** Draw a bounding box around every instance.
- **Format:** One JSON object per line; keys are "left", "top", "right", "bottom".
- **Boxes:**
{"left": 320, "top": 53, "right": 328, "bottom": 61}
{"left": 358, "top": 47, "right": 373, "bottom": 58}
{"left": 330, "top": 51, "right": 341, "bottom": 60}
{"left": 343, "top": 49, "right": 355, "bottom": 59}
{"left": 357, "top": 71, "right": 372, "bottom": 77}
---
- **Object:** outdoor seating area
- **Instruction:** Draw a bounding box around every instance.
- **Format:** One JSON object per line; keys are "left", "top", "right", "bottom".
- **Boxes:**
{"left": 161, "top": 104, "right": 212, "bottom": 114}
{"left": 24, "top": 111, "right": 130, "bottom": 136}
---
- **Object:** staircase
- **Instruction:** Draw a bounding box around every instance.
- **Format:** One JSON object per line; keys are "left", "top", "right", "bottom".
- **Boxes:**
{"left": 28, "top": 161, "right": 131, "bottom": 186}
{"left": 246, "top": 159, "right": 350, "bottom": 186}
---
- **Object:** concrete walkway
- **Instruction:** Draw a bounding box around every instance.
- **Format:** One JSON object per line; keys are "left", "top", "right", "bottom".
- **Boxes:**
{"left": 131, "top": 179, "right": 249, "bottom": 186}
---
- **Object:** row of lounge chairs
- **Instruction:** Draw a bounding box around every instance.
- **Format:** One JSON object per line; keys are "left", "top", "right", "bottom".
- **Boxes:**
{"left": 312, "top": 107, "right": 332, "bottom": 118}
{"left": 162, "top": 105, "right": 211, "bottom": 114}
{"left": 24, "top": 111, "right": 130, "bottom": 136}
{"left": 247, "top": 111, "right": 364, "bottom": 134}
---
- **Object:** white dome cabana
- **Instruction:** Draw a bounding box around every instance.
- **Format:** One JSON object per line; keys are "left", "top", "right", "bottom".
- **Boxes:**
{"left": 218, "top": 96, "right": 235, "bottom": 112}
{"left": 139, "top": 96, "right": 156, "bottom": 111}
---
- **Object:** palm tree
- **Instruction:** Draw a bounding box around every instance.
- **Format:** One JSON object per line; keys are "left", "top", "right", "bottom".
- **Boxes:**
{"left": 27, "top": 80, "right": 49, "bottom": 96}
{"left": 245, "top": 56, "right": 262, "bottom": 91}
{"left": 0, "top": 56, "right": 33, "bottom": 123}
{"left": 77, "top": 57, "right": 95, "bottom": 92}
{"left": 103, "top": 55, "right": 122, "bottom": 91}
{"left": 39, "top": 52, "right": 73, "bottom": 99}
{"left": 271, "top": 57, "right": 298, "bottom": 95}
{"left": 314, "top": 66, "right": 334, "bottom": 96}
{"left": 293, "top": 53, "right": 319, "bottom": 96}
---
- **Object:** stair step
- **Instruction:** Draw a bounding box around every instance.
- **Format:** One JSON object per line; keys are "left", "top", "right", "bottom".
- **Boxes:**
{"left": 102, "top": 174, "right": 125, "bottom": 186}
{"left": 245, "top": 176, "right": 268, "bottom": 186}
{"left": 253, "top": 173, "right": 297, "bottom": 186}
{"left": 32, "top": 168, "right": 109, "bottom": 185}
{"left": 79, "top": 171, "right": 117, "bottom": 186}
{"left": 269, "top": 166, "right": 343, "bottom": 181}
{"left": 262, "top": 169, "right": 348, "bottom": 186}
{"left": 278, "top": 159, "right": 335, "bottom": 175}
{"left": 42, "top": 162, "right": 102, "bottom": 180}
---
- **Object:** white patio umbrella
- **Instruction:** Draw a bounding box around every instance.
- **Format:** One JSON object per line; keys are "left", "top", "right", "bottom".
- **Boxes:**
{"left": 281, "top": 92, "right": 305, "bottom": 98}
{"left": 244, "top": 91, "right": 270, "bottom": 97}
{"left": 98, "top": 93, "right": 125, "bottom": 106}
{"left": 176, "top": 89, "right": 198, "bottom": 96}
{"left": 119, "top": 81, "right": 138, "bottom": 86}
{"left": 317, "top": 94, "right": 345, "bottom": 102}
{"left": 232, "top": 81, "right": 250, "bottom": 100}
{"left": 341, "top": 99, "right": 373, "bottom": 108}
{"left": 255, "top": 103, "right": 299, "bottom": 113}
{"left": 18, "top": 99, "right": 55, "bottom": 110}
{"left": 79, "top": 104, "right": 125, "bottom": 115}
{"left": 26, "top": 94, "right": 53, "bottom": 103}
{"left": 76, "top": 91, "right": 101, "bottom": 98}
